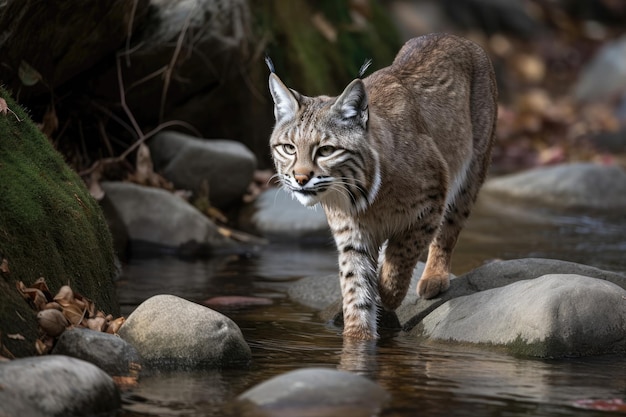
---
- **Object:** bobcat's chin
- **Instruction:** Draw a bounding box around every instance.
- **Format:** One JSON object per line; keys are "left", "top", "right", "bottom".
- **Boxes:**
{"left": 293, "top": 189, "right": 323, "bottom": 207}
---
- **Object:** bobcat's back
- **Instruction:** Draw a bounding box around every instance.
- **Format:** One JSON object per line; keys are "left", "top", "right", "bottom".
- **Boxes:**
{"left": 362, "top": 33, "right": 496, "bottom": 214}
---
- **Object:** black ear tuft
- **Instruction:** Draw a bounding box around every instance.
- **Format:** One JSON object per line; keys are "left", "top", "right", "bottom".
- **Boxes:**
{"left": 358, "top": 59, "right": 372, "bottom": 79}
{"left": 265, "top": 55, "right": 275, "bottom": 74}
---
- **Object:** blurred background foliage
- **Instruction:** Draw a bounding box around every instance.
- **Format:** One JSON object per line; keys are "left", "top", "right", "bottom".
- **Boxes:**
{"left": 1, "top": 0, "right": 626, "bottom": 175}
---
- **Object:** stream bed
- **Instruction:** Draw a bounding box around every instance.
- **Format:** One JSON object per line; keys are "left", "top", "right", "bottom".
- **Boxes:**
{"left": 118, "top": 195, "right": 626, "bottom": 416}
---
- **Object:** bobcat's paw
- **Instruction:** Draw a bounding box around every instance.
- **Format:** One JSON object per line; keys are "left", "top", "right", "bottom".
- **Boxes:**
{"left": 417, "top": 274, "right": 450, "bottom": 299}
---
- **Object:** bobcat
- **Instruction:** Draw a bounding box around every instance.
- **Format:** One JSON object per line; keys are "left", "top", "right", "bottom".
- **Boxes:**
{"left": 267, "top": 33, "right": 497, "bottom": 340}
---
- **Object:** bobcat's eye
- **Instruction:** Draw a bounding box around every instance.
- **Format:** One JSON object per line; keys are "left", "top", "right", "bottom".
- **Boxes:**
{"left": 317, "top": 145, "right": 336, "bottom": 157}
{"left": 280, "top": 144, "right": 296, "bottom": 155}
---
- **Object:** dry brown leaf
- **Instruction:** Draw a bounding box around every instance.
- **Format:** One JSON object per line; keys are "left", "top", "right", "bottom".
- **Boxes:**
{"left": 27, "top": 288, "right": 48, "bottom": 311}
{"left": 106, "top": 317, "right": 125, "bottom": 334}
{"left": 37, "top": 309, "right": 69, "bottom": 337}
{"left": 0, "top": 258, "right": 9, "bottom": 274}
{"left": 53, "top": 285, "right": 75, "bottom": 307}
{"left": 0, "top": 98, "right": 21, "bottom": 122}
{"left": 62, "top": 303, "right": 85, "bottom": 326}
{"left": 127, "top": 143, "right": 173, "bottom": 189}
{"left": 35, "top": 337, "right": 53, "bottom": 355}
{"left": 74, "top": 292, "right": 95, "bottom": 317}
{"left": 112, "top": 376, "right": 139, "bottom": 389}
{"left": 85, "top": 316, "right": 106, "bottom": 332}
{"left": 44, "top": 301, "right": 63, "bottom": 311}
{"left": 31, "top": 277, "right": 53, "bottom": 301}
{"left": 16, "top": 281, "right": 29, "bottom": 301}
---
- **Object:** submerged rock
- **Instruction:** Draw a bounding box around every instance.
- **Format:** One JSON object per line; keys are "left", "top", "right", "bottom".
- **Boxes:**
{"left": 52, "top": 328, "right": 141, "bottom": 376}
{"left": 0, "top": 355, "right": 120, "bottom": 417}
{"left": 414, "top": 274, "right": 626, "bottom": 357}
{"left": 118, "top": 294, "right": 251, "bottom": 368}
{"left": 236, "top": 367, "right": 388, "bottom": 417}
{"left": 482, "top": 163, "right": 626, "bottom": 210}
{"left": 149, "top": 131, "right": 256, "bottom": 209}
{"left": 101, "top": 181, "right": 236, "bottom": 254}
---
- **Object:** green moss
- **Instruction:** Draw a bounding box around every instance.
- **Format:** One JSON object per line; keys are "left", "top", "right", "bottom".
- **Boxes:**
{"left": 253, "top": 0, "right": 401, "bottom": 96}
{"left": 0, "top": 87, "right": 118, "bottom": 357}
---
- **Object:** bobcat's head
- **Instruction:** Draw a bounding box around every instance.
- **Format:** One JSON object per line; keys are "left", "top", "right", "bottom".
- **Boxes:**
{"left": 267, "top": 69, "right": 380, "bottom": 212}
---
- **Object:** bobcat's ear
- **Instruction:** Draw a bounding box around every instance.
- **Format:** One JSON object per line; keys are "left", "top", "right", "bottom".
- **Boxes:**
{"left": 268, "top": 73, "right": 299, "bottom": 124}
{"left": 331, "top": 79, "right": 368, "bottom": 128}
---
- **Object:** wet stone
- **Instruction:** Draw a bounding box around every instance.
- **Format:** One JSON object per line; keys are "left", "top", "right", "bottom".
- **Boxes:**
{"left": 0, "top": 355, "right": 120, "bottom": 417}
{"left": 118, "top": 294, "right": 251, "bottom": 368}
{"left": 236, "top": 367, "right": 389, "bottom": 417}
{"left": 414, "top": 274, "right": 626, "bottom": 357}
{"left": 52, "top": 327, "right": 142, "bottom": 376}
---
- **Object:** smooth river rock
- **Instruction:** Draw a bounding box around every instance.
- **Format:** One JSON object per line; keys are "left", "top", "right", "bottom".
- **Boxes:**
{"left": 289, "top": 258, "right": 626, "bottom": 357}
{"left": 118, "top": 294, "right": 251, "bottom": 368}
{"left": 102, "top": 181, "right": 235, "bottom": 253}
{"left": 482, "top": 163, "right": 626, "bottom": 210}
{"left": 236, "top": 367, "right": 389, "bottom": 417}
{"left": 243, "top": 188, "right": 331, "bottom": 241}
{"left": 0, "top": 355, "right": 120, "bottom": 417}
{"left": 414, "top": 274, "right": 626, "bottom": 357}
{"left": 52, "top": 327, "right": 141, "bottom": 376}
{"left": 149, "top": 131, "right": 256, "bottom": 209}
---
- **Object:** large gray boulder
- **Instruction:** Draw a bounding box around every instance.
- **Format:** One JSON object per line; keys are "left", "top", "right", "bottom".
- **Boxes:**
{"left": 290, "top": 258, "right": 626, "bottom": 357}
{"left": 241, "top": 188, "right": 331, "bottom": 241}
{"left": 414, "top": 274, "right": 626, "bottom": 357}
{"left": 52, "top": 328, "right": 141, "bottom": 376}
{"left": 482, "top": 163, "right": 626, "bottom": 210}
{"left": 118, "top": 294, "right": 251, "bottom": 368}
{"left": 149, "top": 131, "right": 256, "bottom": 209}
{"left": 0, "top": 355, "right": 120, "bottom": 417}
{"left": 101, "top": 181, "right": 235, "bottom": 253}
{"left": 237, "top": 368, "right": 388, "bottom": 417}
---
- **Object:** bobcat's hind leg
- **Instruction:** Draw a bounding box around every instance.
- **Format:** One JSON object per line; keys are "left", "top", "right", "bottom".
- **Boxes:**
{"left": 418, "top": 161, "right": 488, "bottom": 299}
{"left": 379, "top": 217, "right": 440, "bottom": 310}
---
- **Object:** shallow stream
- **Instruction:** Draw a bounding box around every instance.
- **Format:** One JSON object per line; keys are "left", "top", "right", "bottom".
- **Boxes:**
{"left": 118, "top": 194, "right": 626, "bottom": 416}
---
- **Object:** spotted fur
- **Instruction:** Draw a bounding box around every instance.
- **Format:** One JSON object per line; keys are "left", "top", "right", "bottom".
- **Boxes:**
{"left": 268, "top": 33, "right": 497, "bottom": 340}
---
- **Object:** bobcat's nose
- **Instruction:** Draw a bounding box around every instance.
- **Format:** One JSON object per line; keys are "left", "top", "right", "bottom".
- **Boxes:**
{"left": 294, "top": 171, "right": 313, "bottom": 186}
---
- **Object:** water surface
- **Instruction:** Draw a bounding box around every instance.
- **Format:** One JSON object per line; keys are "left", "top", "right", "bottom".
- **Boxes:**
{"left": 118, "top": 195, "right": 626, "bottom": 416}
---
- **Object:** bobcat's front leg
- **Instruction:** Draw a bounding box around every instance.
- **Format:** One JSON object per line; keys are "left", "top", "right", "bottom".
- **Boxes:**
{"left": 332, "top": 223, "right": 380, "bottom": 340}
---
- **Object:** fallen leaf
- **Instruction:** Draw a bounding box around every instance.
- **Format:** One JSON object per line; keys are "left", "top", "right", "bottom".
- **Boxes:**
{"left": 0, "top": 98, "right": 21, "bottom": 122}
{"left": 62, "top": 303, "right": 86, "bottom": 326}
{"left": 574, "top": 399, "right": 626, "bottom": 412}
{"left": 53, "top": 285, "right": 75, "bottom": 307}
{"left": 31, "top": 277, "right": 53, "bottom": 301}
{"left": 203, "top": 296, "right": 273, "bottom": 308}
{"left": 18, "top": 60, "right": 42, "bottom": 86}
{"left": 106, "top": 317, "right": 125, "bottom": 334}
{"left": 112, "top": 376, "right": 139, "bottom": 389}
{"left": 37, "top": 309, "right": 69, "bottom": 337}
{"left": 0, "top": 258, "right": 9, "bottom": 274}
{"left": 85, "top": 316, "right": 106, "bottom": 332}
{"left": 35, "top": 337, "right": 53, "bottom": 355}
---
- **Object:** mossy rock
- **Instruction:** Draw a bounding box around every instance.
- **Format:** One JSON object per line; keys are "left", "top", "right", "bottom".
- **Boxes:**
{"left": 0, "top": 87, "right": 118, "bottom": 357}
